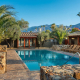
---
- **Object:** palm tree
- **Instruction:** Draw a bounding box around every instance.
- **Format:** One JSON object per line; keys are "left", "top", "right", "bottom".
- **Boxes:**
{"left": 30, "top": 31, "right": 32, "bottom": 33}
{"left": 68, "top": 25, "right": 72, "bottom": 31}
{"left": 63, "top": 26, "right": 67, "bottom": 30}
{"left": 51, "top": 27, "right": 67, "bottom": 45}
{"left": 70, "top": 25, "right": 72, "bottom": 27}
{"left": 44, "top": 25, "right": 45, "bottom": 31}
{"left": 0, "top": 5, "right": 15, "bottom": 43}
{"left": 41, "top": 25, "right": 43, "bottom": 32}
{"left": 35, "top": 28, "right": 37, "bottom": 32}
{"left": 51, "top": 23, "right": 56, "bottom": 31}
{"left": 77, "top": 12, "right": 80, "bottom": 17}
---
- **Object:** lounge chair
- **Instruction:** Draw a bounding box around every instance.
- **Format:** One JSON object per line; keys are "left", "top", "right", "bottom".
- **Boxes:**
{"left": 65, "top": 45, "right": 77, "bottom": 52}
{"left": 64, "top": 45, "right": 74, "bottom": 51}
{"left": 69, "top": 45, "right": 79, "bottom": 52}
{"left": 61, "top": 45, "right": 70, "bottom": 51}
{"left": 72, "top": 46, "right": 80, "bottom": 53}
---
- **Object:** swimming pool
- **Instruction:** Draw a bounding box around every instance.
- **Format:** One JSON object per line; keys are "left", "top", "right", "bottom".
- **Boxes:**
{"left": 16, "top": 50, "right": 79, "bottom": 71}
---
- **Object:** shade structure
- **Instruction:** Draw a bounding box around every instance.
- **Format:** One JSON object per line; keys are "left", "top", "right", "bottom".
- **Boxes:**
{"left": 17, "top": 32, "right": 38, "bottom": 48}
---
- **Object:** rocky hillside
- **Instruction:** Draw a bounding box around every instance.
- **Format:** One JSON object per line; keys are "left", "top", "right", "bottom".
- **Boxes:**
{"left": 22, "top": 23, "right": 80, "bottom": 32}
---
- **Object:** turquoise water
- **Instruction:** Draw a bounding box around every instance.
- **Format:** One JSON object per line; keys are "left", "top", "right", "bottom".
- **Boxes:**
{"left": 16, "top": 50, "right": 79, "bottom": 71}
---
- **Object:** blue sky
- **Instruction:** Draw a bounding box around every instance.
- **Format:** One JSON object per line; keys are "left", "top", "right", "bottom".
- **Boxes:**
{"left": 0, "top": 0, "right": 80, "bottom": 27}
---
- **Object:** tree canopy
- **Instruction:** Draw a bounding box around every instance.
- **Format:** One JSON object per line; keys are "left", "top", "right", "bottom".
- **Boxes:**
{"left": 45, "top": 30, "right": 51, "bottom": 33}
{"left": 0, "top": 5, "right": 29, "bottom": 47}
{"left": 37, "top": 31, "right": 50, "bottom": 45}
{"left": 51, "top": 23, "right": 56, "bottom": 31}
{"left": 17, "top": 18, "right": 29, "bottom": 29}
{"left": 0, "top": 5, "right": 15, "bottom": 43}
{"left": 50, "top": 25, "right": 68, "bottom": 44}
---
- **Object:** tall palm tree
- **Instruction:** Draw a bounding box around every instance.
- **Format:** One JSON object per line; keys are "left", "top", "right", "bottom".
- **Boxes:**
{"left": 41, "top": 25, "right": 43, "bottom": 32}
{"left": 44, "top": 25, "right": 45, "bottom": 31}
{"left": 70, "top": 25, "right": 72, "bottom": 29}
{"left": 30, "top": 31, "right": 32, "bottom": 33}
{"left": 51, "top": 23, "right": 56, "bottom": 31}
{"left": 0, "top": 5, "right": 14, "bottom": 29}
{"left": 70, "top": 25, "right": 72, "bottom": 27}
{"left": 77, "top": 12, "right": 80, "bottom": 17}
{"left": 35, "top": 28, "right": 37, "bottom": 32}
{"left": 63, "top": 26, "right": 66, "bottom": 30}
{"left": 69, "top": 25, "right": 72, "bottom": 30}
{"left": 0, "top": 5, "right": 14, "bottom": 16}
{"left": 0, "top": 5, "right": 15, "bottom": 43}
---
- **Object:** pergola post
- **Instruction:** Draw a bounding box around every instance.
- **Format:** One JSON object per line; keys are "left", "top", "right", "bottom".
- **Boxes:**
{"left": 24, "top": 38, "right": 25, "bottom": 48}
{"left": 28, "top": 39, "right": 30, "bottom": 48}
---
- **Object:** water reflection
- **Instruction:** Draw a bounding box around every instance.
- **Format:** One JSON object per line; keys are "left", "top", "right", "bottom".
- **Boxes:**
{"left": 16, "top": 50, "right": 79, "bottom": 71}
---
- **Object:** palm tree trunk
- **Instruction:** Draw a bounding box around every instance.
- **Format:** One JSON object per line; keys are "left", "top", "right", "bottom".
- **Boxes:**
{"left": 5, "top": 39, "right": 11, "bottom": 48}
{"left": 13, "top": 40, "right": 14, "bottom": 48}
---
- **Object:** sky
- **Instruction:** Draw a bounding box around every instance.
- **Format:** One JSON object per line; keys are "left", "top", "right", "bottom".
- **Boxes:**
{"left": 0, "top": 0, "right": 80, "bottom": 27}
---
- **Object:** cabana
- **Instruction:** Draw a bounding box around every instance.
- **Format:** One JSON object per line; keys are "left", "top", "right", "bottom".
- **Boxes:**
{"left": 17, "top": 32, "right": 38, "bottom": 48}
{"left": 68, "top": 31, "right": 80, "bottom": 45}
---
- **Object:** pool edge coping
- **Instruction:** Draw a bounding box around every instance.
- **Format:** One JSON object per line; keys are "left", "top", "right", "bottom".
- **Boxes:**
{"left": 15, "top": 48, "right": 79, "bottom": 58}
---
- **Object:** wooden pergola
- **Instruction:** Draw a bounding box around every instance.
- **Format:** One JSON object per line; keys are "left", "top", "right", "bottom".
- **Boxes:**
{"left": 17, "top": 32, "right": 38, "bottom": 48}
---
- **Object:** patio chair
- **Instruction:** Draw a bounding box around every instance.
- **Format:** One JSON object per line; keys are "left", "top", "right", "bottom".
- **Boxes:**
{"left": 69, "top": 45, "right": 79, "bottom": 52}
{"left": 65, "top": 45, "right": 77, "bottom": 52}
{"left": 61, "top": 45, "right": 70, "bottom": 51}
{"left": 64, "top": 45, "right": 73, "bottom": 51}
{"left": 72, "top": 46, "right": 80, "bottom": 53}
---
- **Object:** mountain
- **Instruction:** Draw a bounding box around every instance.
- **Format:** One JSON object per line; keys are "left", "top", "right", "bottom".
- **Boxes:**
{"left": 22, "top": 23, "right": 80, "bottom": 32}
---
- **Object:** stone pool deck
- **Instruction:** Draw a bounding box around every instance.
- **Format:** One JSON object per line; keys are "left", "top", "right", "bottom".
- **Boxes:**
{"left": 0, "top": 50, "right": 40, "bottom": 80}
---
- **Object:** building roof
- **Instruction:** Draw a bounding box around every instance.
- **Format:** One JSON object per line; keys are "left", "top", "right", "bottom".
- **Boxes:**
{"left": 20, "top": 32, "right": 38, "bottom": 37}
{"left": 69, "top": 31, "right": 80, "bottom": 36}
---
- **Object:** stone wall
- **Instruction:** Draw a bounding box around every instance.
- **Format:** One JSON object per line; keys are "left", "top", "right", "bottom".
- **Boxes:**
{"left": 40, "top": 64, "right": 80, "bottom": 80}
{"left": 41, "top": 40, "right": 54, "bottom": 47}
{"left": 0, "top": 45, "right": 7, "bottom": 74}
{"left": 0, "top": 45, "right": 7, "bottom": 52}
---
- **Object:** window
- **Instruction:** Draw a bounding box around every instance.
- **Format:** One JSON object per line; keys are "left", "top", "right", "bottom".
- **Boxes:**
{"left": 21, "top": 38, "right": 24, "bottom": 46}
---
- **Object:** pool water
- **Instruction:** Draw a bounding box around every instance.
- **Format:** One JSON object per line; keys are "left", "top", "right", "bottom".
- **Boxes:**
{"left": 16, "top": 50, "right": 79, "bottom": 71}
